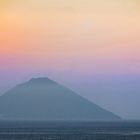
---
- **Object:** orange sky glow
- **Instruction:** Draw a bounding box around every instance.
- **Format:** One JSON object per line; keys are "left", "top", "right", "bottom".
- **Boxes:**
{"left": 0, "top": 0, "right": 140, "bottom": 75}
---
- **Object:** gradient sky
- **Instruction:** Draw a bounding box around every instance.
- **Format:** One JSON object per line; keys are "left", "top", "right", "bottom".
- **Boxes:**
{"left": 0, "top": 0, "right": 140, "bottom": 119}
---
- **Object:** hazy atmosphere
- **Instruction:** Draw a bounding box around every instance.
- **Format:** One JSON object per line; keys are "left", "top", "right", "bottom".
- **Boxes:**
{"left": 0, "top": 0, "right": 140, "bottom": 120}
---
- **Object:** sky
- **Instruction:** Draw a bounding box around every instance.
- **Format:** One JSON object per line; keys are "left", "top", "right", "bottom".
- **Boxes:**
{"left": 0, "top": 0, "right": 140, "bottom": 119}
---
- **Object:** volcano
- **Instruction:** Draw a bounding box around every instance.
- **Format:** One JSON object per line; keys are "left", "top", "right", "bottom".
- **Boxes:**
{"left": 0, "top": 78, "right": 121, "bottom": 121}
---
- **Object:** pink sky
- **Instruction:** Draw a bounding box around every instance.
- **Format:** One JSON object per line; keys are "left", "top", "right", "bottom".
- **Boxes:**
{"left": 0, "top": 0, "right": 140, "bottom": 76}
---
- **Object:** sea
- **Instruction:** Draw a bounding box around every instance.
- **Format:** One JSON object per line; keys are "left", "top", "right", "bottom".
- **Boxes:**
{"left": 0, "top": 121, "right": 140, "bottom": 140}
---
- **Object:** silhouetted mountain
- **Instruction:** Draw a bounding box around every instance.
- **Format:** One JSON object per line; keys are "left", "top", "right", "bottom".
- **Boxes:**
{"left": 0, "top": 78, "right": 121, "bottom": 121}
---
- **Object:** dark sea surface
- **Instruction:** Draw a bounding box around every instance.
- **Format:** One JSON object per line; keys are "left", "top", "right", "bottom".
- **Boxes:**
{"left": 0, "top": 121, "right": 140, "bottom": 140}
